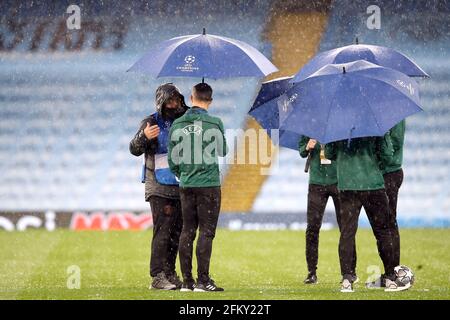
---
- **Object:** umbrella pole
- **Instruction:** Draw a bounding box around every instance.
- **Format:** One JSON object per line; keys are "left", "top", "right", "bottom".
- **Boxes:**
{"left": 347, "top": 126, "right": 355, "bottom": 148}
{"left": 201, "top": 27, "right": 206, "bottom": 83}
{"left": 304, "top": 152, "right": 312, "bottom": 173}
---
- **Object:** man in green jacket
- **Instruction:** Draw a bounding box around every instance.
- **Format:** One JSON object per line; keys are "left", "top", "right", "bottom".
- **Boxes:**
{"left": 168, "top": 82, "right": 228, "bottom": 292}
{"left": 367, "top": 120, "right": 405, "bottom": 288}
{"left": 325, "top": 135, "right": 409, "bottom": 293}
{"left": 299, "top": 136, "right": 357, "bottom": 284}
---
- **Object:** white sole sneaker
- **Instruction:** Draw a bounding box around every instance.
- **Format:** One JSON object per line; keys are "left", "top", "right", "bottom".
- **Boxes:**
{"left": 180, "top": 288, "right": 193, "bottom": 292}
{"left": 150, "top": 285, "right": 176, "bottom": 290}
{"left": 340, "top": 288, "right": 354, "bottom": 293}
{"left": 193, "top": 288, "right": 206, "bottom": 292}
{"left": 385, "top": 282, "right": 411, "bottom": 292}
{"left": 340, "top": 279, "right": 354, "bottom": 293}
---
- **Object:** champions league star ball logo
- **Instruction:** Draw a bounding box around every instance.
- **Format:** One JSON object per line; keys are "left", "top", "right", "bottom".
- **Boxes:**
{"left": 177, "top": 55, "right": 199, "bottom": 73}
{"left": 184, "top": 55, "right": 196, "bottom": 64}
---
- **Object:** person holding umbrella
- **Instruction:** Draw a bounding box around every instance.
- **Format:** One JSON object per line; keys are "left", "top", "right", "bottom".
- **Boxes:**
{"left": 247, "top": 77, "right": 358, "bottom": 284}
{"left": 324, "top": 135, "right": 404, "bottom": 292}
{"left": 168, "top": 82, "right": 228, "bottom": 292}
{"left": 366, "top": 119, "right": 406, "bottom": 288}
{"left": 277, "top": 60, "right": 423, "bottom": 292}
{"left": 129, "top": 83, "right": 188, "bottom": 290}
{"left": 286, "top": 42, "right": 428, "bottom": 290}
{"left": 128, "top": 28, "right": 277, "bottom": 291}
{"left": 299, "top": 136, "right": 358, "bottom": 285}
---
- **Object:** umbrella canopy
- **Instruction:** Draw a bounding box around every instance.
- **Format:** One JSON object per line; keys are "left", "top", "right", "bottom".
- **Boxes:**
{"left": 128, "top": 29, "right": 278, "bottom": 79}
{"left": 249, "top": 76, "right": 293, "bottom": 112}
{"left": 279, "top": 60, "right": 423, "bottom": 144}
{"left": 292, "top": 44, "right": 429, "bottom": 83}
{"left": 248, "top": 76, "right": 301, "bottom": 150}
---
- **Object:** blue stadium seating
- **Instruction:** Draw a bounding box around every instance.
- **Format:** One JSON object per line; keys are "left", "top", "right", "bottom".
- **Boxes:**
{"left": 0, "top": 1, "right": 272, "bottom": 210}
{"left": 1, "top": 0, "right": 449, "bottom": 227}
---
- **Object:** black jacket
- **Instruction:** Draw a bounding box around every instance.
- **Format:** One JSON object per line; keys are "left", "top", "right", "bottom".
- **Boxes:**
{"left": 129, "top": 83, "right": 188, "bottom": 201}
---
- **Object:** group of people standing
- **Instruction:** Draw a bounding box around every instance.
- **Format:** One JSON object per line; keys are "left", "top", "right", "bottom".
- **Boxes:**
{"left": 130, "top": 82, "right": 227, "bottom": 292}
{"left": 300, "top": 120, "right": 406, "bottom": 292}
{"left": 130, "top": 81, "right": 407, "bottom": 293}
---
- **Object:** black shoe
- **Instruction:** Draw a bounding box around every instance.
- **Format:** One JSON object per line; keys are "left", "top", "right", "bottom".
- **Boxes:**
{"left": 384, "top": 277, "right": 412, "bottom": 292}
{"left": 166, "top": 272, "right": 183, "bottom": 290}
{"left": 180, "top": 279, "right": 196, "bottom": 292}
{"left": 194, "top": 278, "right": 224, "bottom": 292}
{"left": 350, "top": 274, "right": 359, "bottom": 284}
{"left": 303, "top": 273, "right": 318, "bottom": 284}
{"left": 150, "top": 272, "right": 176, "bottom": 290}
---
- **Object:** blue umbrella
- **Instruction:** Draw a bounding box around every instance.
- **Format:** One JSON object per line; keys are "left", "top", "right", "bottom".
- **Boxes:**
{"left": 292, "top": 43, "right": 429, "bottom": 83}
{"left": 248, "top": 76, "right": 301, "bottom": 150}
{"left": 128, "top": 29, "right": 278, "bottom": 79}
{"left": 279, "top": 60, "right": 423, "bottom": 144}
{"left": 249, "top": 76, "right": 293, "bottom": 112}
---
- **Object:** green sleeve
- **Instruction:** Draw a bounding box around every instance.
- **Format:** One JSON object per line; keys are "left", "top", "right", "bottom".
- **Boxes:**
{"left": 324, "top": 142, "right": 337, "bottom": 160}
{"left": 217, "top": 119, "right": 228, "bottom": 157}
{"left": 168, "top": 125, "right": 180, "bottom": 178}
{"left": 379, "top": 133, "right": 394, "bottom": 167}
{"left": 390, "top": 120, "right": 405, "bottom": 151}
{"left": 298, "top": 136, "right": 309, "bottom": 158}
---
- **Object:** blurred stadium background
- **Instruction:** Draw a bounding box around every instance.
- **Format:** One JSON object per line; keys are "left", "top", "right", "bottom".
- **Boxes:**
{"left": 1, "top": 0, "right": 449, "bottom": 231}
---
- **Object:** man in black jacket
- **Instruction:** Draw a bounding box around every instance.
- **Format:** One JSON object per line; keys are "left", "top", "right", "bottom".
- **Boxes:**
{"left": 129, "top": 83, "right": 188, "bottom": 290}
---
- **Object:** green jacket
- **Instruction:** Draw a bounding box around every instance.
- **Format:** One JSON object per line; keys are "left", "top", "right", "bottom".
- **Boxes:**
{"left": 382, "top": 120, "right": 405, "bottom": 174}
{"left": 168, "top": 107, "right": 228, "bottom": 188}
{"left": 324, "top": 135, "right": 394, "bottom": 191}
{"left": 298, "top": 136, "right": 337, "bottom": 186}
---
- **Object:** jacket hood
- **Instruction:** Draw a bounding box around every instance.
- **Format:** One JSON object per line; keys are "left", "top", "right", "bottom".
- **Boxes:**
{"left": 155, "top": 83, "right": 188, "bottom": 116}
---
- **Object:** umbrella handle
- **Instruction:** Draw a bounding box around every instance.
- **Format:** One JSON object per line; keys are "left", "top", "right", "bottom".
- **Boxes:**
{"left": 304, "top": 152, "right": 312, "bottom": 173}
{"left": 347, "top": 126, "right": 355, "bottom": 148}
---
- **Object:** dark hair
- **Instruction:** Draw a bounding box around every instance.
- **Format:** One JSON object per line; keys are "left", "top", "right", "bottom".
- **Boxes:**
{"left": 192, "top": 83, "right": 213, "bottom": 102}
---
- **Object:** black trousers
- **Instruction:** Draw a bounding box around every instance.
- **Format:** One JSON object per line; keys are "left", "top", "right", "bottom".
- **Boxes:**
{"left": 338, "top": 189, "right": 396, "bottom": 279}
{"left": 179, "top": 187, "right": 221, "bottom": 283}
{"left": 384, "top": 169, "right": 403, "bottom": 266}
{"left": 149, "top": 196, "right": 183, "bottom": 278}
{"left": 306, "top": 184, "right": 357, "bottom": 275}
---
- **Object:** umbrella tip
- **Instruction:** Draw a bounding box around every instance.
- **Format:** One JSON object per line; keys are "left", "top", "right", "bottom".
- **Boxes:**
{"left": 202, "top": 77, "right": 205, "bottom": 83}
{"left": 343, "top": 67, "right": 346, "bottom": 74}
{"left": 355, "top": 37, "right": 359, "bottom": 44}
{"left": 203, "top": 27, "right": 206, "bottom": 35}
